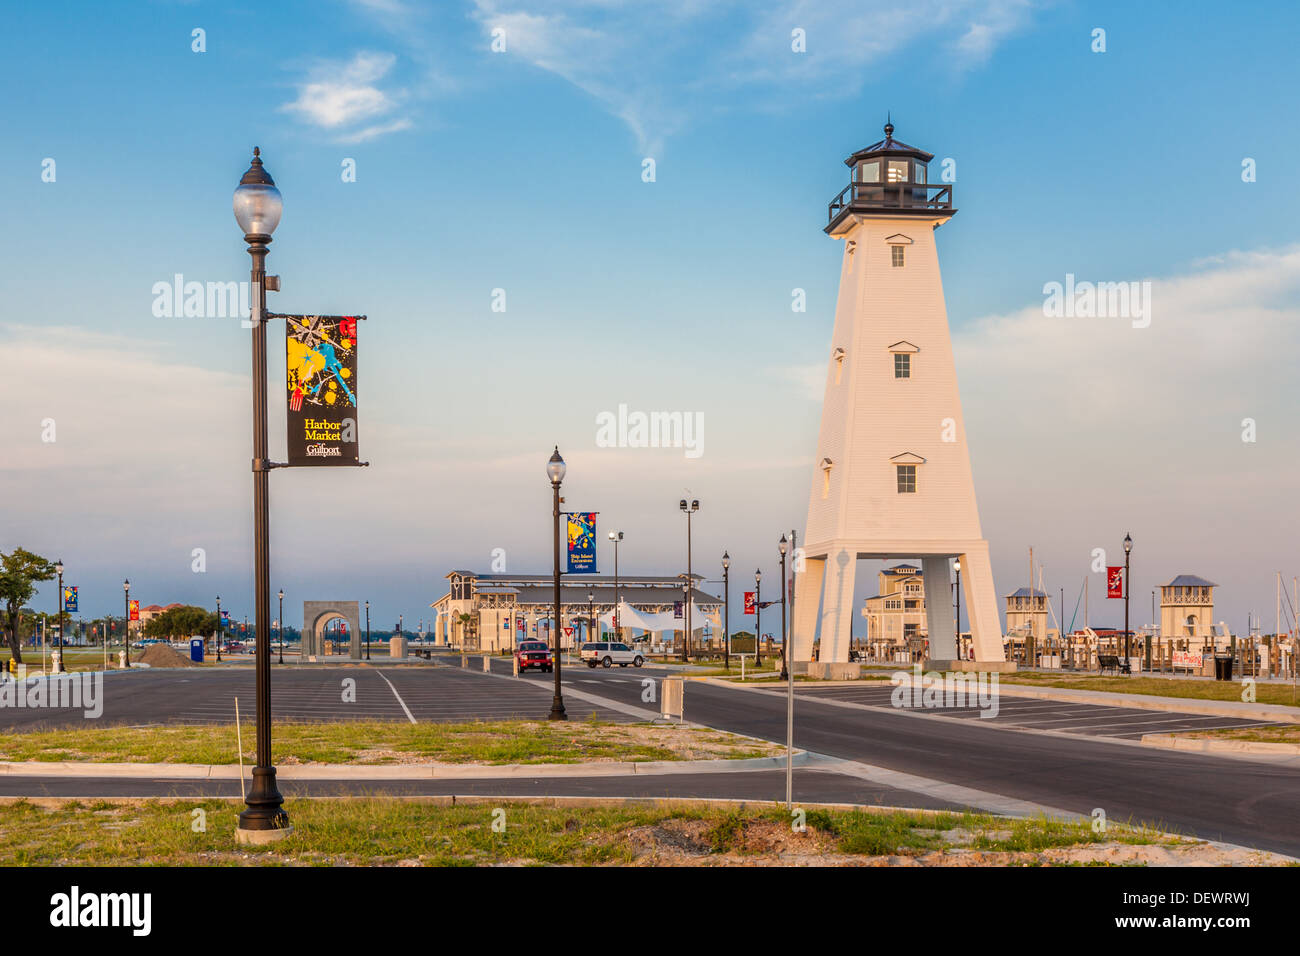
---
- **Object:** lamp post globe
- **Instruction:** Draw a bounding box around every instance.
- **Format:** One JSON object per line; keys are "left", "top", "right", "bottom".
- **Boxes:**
{"left": 233, "top": 149, "right": 283, "bottom": 238}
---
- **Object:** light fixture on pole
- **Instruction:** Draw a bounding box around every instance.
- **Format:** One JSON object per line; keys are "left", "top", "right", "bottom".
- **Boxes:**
{"left": 755, "top": 568, "right": 763, "bottom": 666}
{"left": 953, "top": 557, "right": 962, "bottom": 661}
{"left": 587, "top": 590, "right": 594, "bottom": 643}
{"left": 1123, "top": 532, "right": 1133, "bottom": 670}
{"left": 277, "top": 589, "right": 284, "bottom": 665}
{"left": 365, "top": 600, "right": 371, "bottom": 661}
{"left": 679, "top": 498, "right": 699, "bottom": 662}
{"left": 778, "top": 536, "right": 789, "bottom": 680}
{"left": 547, "top": 447, "right": 568, "bottom": 720}
{"left": 54, "top": 560, "right": 64, "bottom": 673}
{"left": 607, "top": 530, "right": 623, "bottom": 640}
{"left": 216, "top": 595, "right": 222, "bottom": 662}
{"left": 233, "top": 146, "right": 288, "bottom": 839}
{"left": 123, "top": 579, "right": 131, "bottom": 668}
{"left": 722, "top": 551, "right": 731, "bottom": 670}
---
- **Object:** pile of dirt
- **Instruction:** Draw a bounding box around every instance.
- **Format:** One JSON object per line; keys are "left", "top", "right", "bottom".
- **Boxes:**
{"left": 137, "top": 643, "right": 198, "bottom": 668}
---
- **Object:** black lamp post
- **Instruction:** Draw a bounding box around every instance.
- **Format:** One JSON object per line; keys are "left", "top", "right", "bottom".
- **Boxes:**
{"left": 722, "top": 551, "right": 731, "bottom": 670}
{"left": 1123, "top": 532, "right": 1133, "bottom": 670}
{"left": 277, "top": 589, "right": 284, "bottom": 665}
{"left": 608, "top": 530, "right": 623, "bottom": 640}
{"left": 755, "top": 568, "right": 763, "bottom": 665}
{"left": 365, "top": 600, "right": 371, "bottom": 660}
{"left": 954, "top": 557, "right": 962, "bottom": 661}
{"left": 54, "top": 560, "right": 64, "bottom": 671}
{"left": 123, "top": 578, "right": 131, "bottom": 667}
{"left": 215, "top": 595, "right": 222, "bottom": 662}
{"left": 587, "top": 590, "right": 594, "bottom": 643}
{"left": 547, "top": 448, "right": 567, "bottom": 720}
{"left": 778, "top": 536, "right": 789, "bottom": 680}
{"left": 234, "top": 147, "right": 288, "bottom": 836}
{"left": 679, "top": 499, "right": 698, "bottom": 661}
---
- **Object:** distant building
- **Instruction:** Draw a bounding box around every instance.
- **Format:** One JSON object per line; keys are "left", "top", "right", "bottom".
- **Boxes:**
{"left": 1004, "top": 587, "right": 1057, "bottom": 645}
{"left": 1160, "top": 574, "right": 1217, "bottom": 646}
{"left": 430, "top": 570, "right": 722, "bottom": 652}
{"left": 862, "top": 565, "right": 928, "bottom": 657}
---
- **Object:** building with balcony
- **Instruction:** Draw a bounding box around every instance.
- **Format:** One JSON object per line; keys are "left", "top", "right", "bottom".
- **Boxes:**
{"left": 1160, "top": 574, "right": 1217, "bottom": 648}
{"left": 861, "top": 564, "right": 929, "bottom": 658}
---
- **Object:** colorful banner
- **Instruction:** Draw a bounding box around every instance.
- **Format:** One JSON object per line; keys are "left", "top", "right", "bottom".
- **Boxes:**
{"left": 565, "top": 512, "right": 598, "bottom": 573}
{"left": 673, "top": 601, "right": 683, "bottom": 619}
{"left": 128, "top": 599, "right": 140, "bottom": 621}
{"left": 63, "top": 586, "right": 78, "bottom": 613}
{"left": 744, "top": 591, "right": 756, "bottom": 614}
{"left": 1106, "top": 567, "right": 1124, "bottom": 599}
{"left": 286, "top": 315, "right": 359, "bottom": 466}
{"left": 221, "top": 611, "right": 230, "bottom": 626}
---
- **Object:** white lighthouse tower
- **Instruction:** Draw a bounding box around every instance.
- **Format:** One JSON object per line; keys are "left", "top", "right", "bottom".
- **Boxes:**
{"left": 790, "top": 121, "right": 1007, "bottom": 670}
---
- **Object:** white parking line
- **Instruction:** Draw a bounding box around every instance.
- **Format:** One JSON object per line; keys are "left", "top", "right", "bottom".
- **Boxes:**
{"left": 375, "top": 671, "right": 417, "bottom": 724}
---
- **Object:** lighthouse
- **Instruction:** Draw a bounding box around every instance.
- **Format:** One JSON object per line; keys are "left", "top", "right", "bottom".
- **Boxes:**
{"left": 790, "top": 120, "right": 1008, "bottom": 670}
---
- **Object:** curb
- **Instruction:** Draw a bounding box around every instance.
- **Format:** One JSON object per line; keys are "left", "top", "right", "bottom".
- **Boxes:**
{"left": 1141, "top": 734, "right": 1300, "bottom": 757}
{"left": 0, "top": 751, "right": 808, "bottom": 781}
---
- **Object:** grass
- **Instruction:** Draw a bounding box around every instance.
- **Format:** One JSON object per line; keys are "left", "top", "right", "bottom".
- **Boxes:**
{"left": 0, "top": 799, "right": 1180, "bottom": 866}
{"left": 0, "top": 719, "right": 780, "bottom": 765}
{"left": 1178, "top": 725, "right": 1300, "bottom": 744}
{"left": 1000, "top": 671, "right": 1300, "bottom": 707}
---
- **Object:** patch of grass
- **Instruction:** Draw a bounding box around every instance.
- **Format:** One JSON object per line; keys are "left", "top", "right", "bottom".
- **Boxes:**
{"left": 0, "top": 720, "right": 780, "bottom": 765}
{"left": 1001, "top": 673, "right": 1300, "bottom": 707}
{"left": 1179, "top": 725, "right": 1300, "bottom": 744}
{"left": 0, "top": 799, "right": 1178, "bottom": 866}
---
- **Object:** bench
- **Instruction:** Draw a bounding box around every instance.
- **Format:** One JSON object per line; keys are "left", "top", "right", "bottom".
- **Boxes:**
{"left": 1097, "top": 654, "right": 1130, "bottom": 675}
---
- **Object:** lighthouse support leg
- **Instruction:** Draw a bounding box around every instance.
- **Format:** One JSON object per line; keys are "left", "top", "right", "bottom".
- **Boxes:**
{"left": 791, "top": 555, "right": 825, "bottom": 663}
{"left": 960, "top": 543, "right": 1007, "bottom": 665}
{"left": 921, "top": 557, "right": 957, "bottom": 661}
{"left": 818, "top": 548, "right": 857, "bottom": 663}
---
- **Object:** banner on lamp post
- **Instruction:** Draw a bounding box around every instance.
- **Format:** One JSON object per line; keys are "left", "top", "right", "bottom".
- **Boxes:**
{"left": 286, "top": 315, "right": 360, "bottom": 466}
{"left": 565, "top": 512, "right": 598, "bottom": 573}
{"left": 1106, "top": 567, "right": 1124, "bottom": 599}
{"left": 744, "top": 591, "right": 756, "bottom": 614}
{"left": 63, "top": 586, "right": 78, "bottom": 613}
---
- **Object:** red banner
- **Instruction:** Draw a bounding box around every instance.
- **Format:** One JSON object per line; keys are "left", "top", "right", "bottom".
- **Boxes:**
{"left": 744, "top": 591, "right": 756, "bottom": 614}
{"left": 129, "top": 599, "right": 140, "bottom": 621}
{"left": 1106, "top": 567, "right": 1124, "bottom": 599}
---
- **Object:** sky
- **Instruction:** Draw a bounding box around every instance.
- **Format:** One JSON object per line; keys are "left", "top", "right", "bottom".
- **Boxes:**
{"left": 2, "top": 0, "right": 1298, "bottom": 638}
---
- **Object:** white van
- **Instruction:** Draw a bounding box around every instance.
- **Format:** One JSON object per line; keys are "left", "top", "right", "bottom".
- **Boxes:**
{"left": 580, "top": 641, "right": 645, "bottom": 668}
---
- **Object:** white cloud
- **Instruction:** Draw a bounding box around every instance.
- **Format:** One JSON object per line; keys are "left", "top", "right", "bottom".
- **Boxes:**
{"left": 281, "top": 51, "right": 412, "bottom": 140}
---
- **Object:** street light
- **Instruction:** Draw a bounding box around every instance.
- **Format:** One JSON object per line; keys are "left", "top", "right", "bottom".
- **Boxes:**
{"left": 954, "top": 557, "right": 962, "bottom": 662}
{"left": 215, "top": 595, "right": 222, "bottom": 662}
{"left": 1123, "top": 532, "right": 1134, "bottom": 671}
{"left": 365, "top": 600, "right": 371, "bottom": 661}
{"left": 778, "top": 536, "right": 789, "bottom": 680}
{"left": 608, "top": 530, "right": 623, "bottom": 640}
{"left": 54, "top": 560, "right": 64, "bottom": 672}
{"left": 679, "top": 498, "right": 699, "bottom": 662}
{"left": 547, "top": 447, "right": 567, "bottom": 720}
{"left": 755, "top": 568, "right": 763, "bottom": 666}
{"left": 722, "top": 551, "right": 731, "bottom": 671}
{"left": 123, "top": 578, "right": 131, "bottom": 668}
{"left": 234, "top": 146, "right": 288, "bottom": 838}
{"left": 277, "top": 589, "right": 284, "bottom": 665}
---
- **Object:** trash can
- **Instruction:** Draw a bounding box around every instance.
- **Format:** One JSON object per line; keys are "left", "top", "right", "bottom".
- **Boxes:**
{"left": 190, "top": 638, "right": 204, "bottom": 663}
{"left": 1214, "top": 654, "right": 1233, "bottom": 681}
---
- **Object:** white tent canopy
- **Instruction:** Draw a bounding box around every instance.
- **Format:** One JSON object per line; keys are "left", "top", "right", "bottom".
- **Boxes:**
{"left": 599, "top": 600, "right": 714, "bottom": 634}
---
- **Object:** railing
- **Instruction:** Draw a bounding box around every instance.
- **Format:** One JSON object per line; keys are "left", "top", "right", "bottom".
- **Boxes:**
{"left": 828, "top": 181, "right": 954, "bottom": 222}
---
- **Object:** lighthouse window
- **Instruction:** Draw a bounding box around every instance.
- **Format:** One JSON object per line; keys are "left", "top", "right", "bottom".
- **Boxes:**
{"left": 894, "top": 353, "right": 910, "bottom": 378}
{"left": 887, "top": 160, "right": 909, "bottom": 183}
{"left": 858, "top": 160, "right": 880, "bottom": 183}
{"left": 915, "top": 164, "right": 926, "bottom": 184}
{"left": 896, "top": 464, "right": 916, "bottom": 493}
{"left": 891, "top": 245, "right": 905, "bottom": 267}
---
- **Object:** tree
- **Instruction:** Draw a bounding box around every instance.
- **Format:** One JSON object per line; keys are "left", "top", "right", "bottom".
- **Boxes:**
{"left": 0, "top": 548, "right": 56, "bottom": 665}
{"left": 144, "top": 605, "right": 220, "bottom": 640}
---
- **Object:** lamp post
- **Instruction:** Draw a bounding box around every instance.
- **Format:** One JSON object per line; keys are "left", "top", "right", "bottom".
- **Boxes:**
{"left": 722, "top": 552, "right": 731, "bottom": 671}
{"left": 215, "top": 595, "right": 222, "bottom": 662}
{"left": 54, "top": 560, "right": 64, "bottom": 672}
{"left": 277, "top": 589, "right": 284, "bottom": 665}
{"left": 587, "top": 590, "right": 594, "bottom": 643}
{"left": 1123, "top": 532, "right": 1133, "bottom": 670}
{"left": 779, "top": 536, "right": 789, "bottom": 680}
{"left": 679, "top": 499, "right": 698, "bottom": 661}
{"left": 365, "top": 600, "right": 371, "bottom": 661}
{"left": 547, "top": 448, "right": 568, "bottom": 720}
{"left": 233, "top": 146, "right": 288, "bottom": 837}
{"left": 608, "top": 530, "right": 623, "bottom": 640}
{"left": 755, "top": 568, "right": 763, "bottom": 666}
{"left": 123, "top": 579, "right": 131, "bottom": 667}
{"left": 954, "top": 557, "right": 962, "bottom": 661}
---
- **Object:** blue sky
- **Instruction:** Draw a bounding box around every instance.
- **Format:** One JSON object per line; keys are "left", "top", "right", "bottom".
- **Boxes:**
{"left": 2, "top": 0, "right": 1299, "bottom": 637}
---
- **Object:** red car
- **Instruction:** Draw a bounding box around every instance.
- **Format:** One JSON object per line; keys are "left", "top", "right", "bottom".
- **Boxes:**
{"left": 515, "top": 640, "right": 553, "bottom": 672}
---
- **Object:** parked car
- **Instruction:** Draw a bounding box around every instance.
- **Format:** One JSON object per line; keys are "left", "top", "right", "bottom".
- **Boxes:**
{"left": 580, "top": 641, "right": 645, "bottom": 668}
{"left": 515, "top": 640, "right": 554, "bottom": 672}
